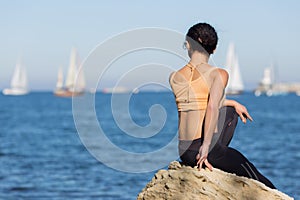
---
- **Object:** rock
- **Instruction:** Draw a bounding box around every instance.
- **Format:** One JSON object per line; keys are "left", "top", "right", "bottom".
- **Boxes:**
{"left": 137, "top": 161, "right": 293, "bottom": 200}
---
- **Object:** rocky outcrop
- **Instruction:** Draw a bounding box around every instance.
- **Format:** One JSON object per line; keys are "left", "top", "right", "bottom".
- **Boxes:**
{"left": 137, "top": 161, "right": 293, "bottom": 200}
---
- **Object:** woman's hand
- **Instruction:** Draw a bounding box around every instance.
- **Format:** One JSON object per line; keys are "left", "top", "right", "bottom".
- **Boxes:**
{"left": 234, "top": 102, "right": 253, "bottom": 123}
{"left": 196, "top": 144, "right": 213, "bottom": 171}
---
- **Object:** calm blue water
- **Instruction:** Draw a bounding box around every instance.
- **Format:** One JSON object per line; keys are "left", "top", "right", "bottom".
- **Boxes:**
{"left": 0, "top": 92, "right": 299, "bottom": 199}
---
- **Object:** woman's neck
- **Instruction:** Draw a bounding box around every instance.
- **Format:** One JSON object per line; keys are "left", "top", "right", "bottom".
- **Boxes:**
{"left": 189, "top": 51, "right": 209, "bottom": 66}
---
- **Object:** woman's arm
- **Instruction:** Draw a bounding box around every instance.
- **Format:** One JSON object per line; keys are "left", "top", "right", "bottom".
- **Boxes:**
{"left": 197, "top": 69, "right": 228, "bottom": 171}
{"left": 223, "top": 99, "right": 253, "bottom": 123}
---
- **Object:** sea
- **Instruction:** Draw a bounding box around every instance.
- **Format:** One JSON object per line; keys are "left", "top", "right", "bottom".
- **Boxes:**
{"left": 0, "top": 92, "right": 299, "bottom": 199}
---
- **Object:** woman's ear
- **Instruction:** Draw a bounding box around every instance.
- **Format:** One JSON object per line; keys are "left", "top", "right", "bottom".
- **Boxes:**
{"left": 183, "top": 41, "right": 191, "bottom": 50}
{"left": 213, "top": 48, "right": 217, "bottom": 54}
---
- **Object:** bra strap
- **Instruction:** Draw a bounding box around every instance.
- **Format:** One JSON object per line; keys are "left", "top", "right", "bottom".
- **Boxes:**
{"left": 187, "top": 63, "right": 195, "bottom": 83}
{"left": 187, "top": 62, "right": 206, "bottom": 83}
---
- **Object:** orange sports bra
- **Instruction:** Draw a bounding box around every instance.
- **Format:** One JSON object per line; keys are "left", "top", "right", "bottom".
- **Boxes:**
{"left": 169, "top": 63, "right": 224, "bottom": 111}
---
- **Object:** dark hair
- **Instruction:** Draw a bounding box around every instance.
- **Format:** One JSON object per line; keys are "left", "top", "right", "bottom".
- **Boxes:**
{"left": 186, "top": 23, "right": 218, "bottom": 55}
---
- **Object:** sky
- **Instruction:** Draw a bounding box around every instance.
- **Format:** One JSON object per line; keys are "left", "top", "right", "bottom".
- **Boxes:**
{"left": 0, "top": 0, "right": 299, "bottom": 91}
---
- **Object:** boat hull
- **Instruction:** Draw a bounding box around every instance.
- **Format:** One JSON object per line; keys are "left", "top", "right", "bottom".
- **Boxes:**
{"left": 54, "top": 89, "right": 84, "bottom": 97}
{"left": 226, "top": 90, "right": 243, "bottom": 96}
{"left": 2, "top": 88, "right": 29, "bottom": 96}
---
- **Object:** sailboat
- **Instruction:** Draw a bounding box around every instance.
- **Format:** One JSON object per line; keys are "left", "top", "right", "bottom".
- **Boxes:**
{"left": 2, "top": 62, "right": 29, "bottom": 95}
{"left": 254, "top": 66, "right": 288, "bottom": 96}
{"left": 54, "top": 48, "right": 85, "bottom": 97}
{"left": 225, "top": 43, "right": 244, "bottom": 95}
{"left": 254, "top": 67, "right": 273, "bottom": 96}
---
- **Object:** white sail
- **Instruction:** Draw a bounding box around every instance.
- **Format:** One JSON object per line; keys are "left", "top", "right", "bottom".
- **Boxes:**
{"left": 261, "top": 67, "right": 273, "bottom": 86}
{"left": 225, "top": 43, "right": 244, "bottom": 94}
{"left": 3, "top": 62, "right": 29, "bottom": 95}
{"left": 65, "top": 47, "right": 77, "bottom": 90}
{"left": 74, "top": 53, "right": 85, "bottom": 92}
{"left": 225, "top": 43, "right": 235, "bottom": 69}
{"left": 254, "top": 66, "right": 284, "bottom": 96}
{"left": 54, "top": 48, "right": 85, "bottom": 96}
{"left": 56, "top": 67, "right": 64, "bottom": 89}
{"left": 20, "top": 67, "right": 28, "bottom": 90}
{"left": 231, "top": 56, "right": 244, "bottom": 91}
{"left": 10, "top": 64, "right": 22, "bottom": 88}
{"left": 64, "top": 47, "right": 85, "bottom": 92}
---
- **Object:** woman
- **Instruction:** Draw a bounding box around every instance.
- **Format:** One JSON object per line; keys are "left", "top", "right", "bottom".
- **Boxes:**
{"left": 169, "top": 22, "right": 275, "bottom": 189}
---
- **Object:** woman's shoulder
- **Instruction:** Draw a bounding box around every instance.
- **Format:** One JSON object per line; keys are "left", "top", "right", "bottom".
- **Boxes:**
{"left": 169, "top": 65, "right": 189, "bottom": 83}
{"left": 209, "top": 67, "right": 228, "bottom": 78}
{"left": 209, "top": 67, "right": 229, "bottom": 86}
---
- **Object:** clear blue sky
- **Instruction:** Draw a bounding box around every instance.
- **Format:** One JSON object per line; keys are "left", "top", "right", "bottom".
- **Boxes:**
{"left": 0, "top": 0, "right": 299, "bottom": 90}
